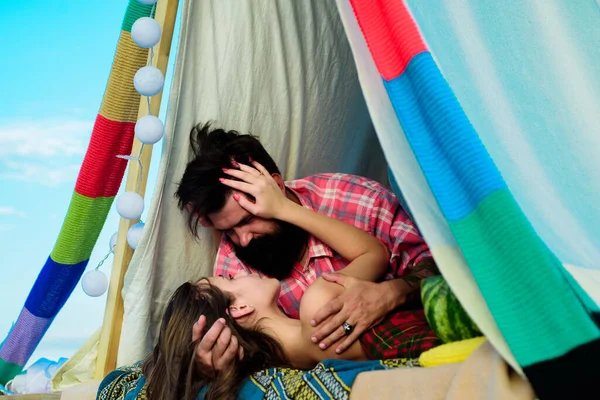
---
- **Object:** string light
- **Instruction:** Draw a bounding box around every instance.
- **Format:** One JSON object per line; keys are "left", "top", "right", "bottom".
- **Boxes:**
{"left": 109, "top": 232, "right": 118, "bottom": 253}
{"left": 81, "top": 270, "right": 109, "bottom": 297}
{"left": 82, "top": 0, "right": 164, "bottom": 297}
{"left": 131, "top": 17, "right": 162, "bottom": 48}
{"left": 127, "top": 222, "right": 145, "bottom": 250}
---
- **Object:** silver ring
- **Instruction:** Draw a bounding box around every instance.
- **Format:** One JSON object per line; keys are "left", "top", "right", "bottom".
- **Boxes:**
{"left": 342, "top": 321, "right": 354, "bottom": 335}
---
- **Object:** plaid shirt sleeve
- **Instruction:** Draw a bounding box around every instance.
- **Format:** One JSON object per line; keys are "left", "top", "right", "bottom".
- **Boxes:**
{"left": 366, "top": 186, "right": 433, "bottom": 278}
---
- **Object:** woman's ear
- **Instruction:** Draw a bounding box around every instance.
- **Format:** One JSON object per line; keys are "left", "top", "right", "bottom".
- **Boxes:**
{"left": 228, "top": 304, "right": 255, "bottom": 319}
{"left": 272, "top": 174, "right": 285, "bottom": 192}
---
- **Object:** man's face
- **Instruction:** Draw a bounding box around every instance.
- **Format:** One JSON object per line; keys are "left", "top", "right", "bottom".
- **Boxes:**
{"left": 208, "top": 193, "right": 309, "bottom": 280}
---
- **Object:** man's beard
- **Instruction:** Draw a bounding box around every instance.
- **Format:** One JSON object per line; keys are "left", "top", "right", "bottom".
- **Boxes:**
{"left": 234, "top": 221, "right": 310, "bottom": 280}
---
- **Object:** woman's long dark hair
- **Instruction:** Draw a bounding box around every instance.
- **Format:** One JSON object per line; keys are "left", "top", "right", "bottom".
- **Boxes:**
{"left": 142, "top": 281, "right": 290, "bottom": 400}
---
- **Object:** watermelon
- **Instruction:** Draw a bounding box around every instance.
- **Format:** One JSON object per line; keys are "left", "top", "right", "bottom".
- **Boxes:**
{"left": 421, "top": 275, "right": 483, "bottom": 343}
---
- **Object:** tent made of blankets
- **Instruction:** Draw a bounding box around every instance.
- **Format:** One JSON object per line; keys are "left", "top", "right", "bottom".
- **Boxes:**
{"left": 1, "top": 0, "right": 599, "bottom": 399}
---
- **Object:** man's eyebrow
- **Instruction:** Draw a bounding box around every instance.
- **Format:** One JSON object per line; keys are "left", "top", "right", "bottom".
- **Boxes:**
{"left": 237, "top": 215, "right": 253, "bottom": 226}
{"left": 215, "top": 215, "right": 253, "bottom": 232}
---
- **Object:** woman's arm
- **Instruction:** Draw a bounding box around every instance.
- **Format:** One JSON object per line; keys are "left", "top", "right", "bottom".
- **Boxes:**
{"left": 276, "top": 198, "right": 389, "bottom": 282}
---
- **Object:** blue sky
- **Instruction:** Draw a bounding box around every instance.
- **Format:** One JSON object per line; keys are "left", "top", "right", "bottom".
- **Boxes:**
{"left": 0, "top": 0, "right": 179, "bottom": 365}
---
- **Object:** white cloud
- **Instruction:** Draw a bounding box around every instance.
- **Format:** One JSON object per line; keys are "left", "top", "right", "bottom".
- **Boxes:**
{"left": 1, "top": 161, "right": 80, "bottom": 187}
{"left": 0, "top": 119, "right": 92, "bottom": 187}
{"left": 0, "top": 119, "right": 92, "bottom": 157}
{"left": 0, "top": 207, "right": 26, "bottom": 217}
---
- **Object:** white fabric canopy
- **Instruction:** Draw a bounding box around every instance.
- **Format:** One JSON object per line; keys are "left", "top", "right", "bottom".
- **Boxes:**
{"left": 117, "top": 0, "right": 389, "bottom": 366}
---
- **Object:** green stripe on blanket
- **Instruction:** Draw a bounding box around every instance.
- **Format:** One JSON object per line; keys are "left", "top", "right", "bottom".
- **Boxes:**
{"left": 97, "top": 358, "right": 420, "bottom": 400}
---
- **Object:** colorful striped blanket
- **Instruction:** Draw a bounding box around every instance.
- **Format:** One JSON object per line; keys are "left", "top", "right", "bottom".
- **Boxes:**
{"left": 97, "top": 358, "right": 419, "bottom": 400}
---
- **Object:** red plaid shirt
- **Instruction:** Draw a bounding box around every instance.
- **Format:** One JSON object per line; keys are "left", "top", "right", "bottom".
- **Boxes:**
{"left": 214, "top": 173, "right": 431, "bottom": 318}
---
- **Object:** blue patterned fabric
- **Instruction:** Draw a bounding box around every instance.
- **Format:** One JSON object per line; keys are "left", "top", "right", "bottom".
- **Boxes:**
{"left": 97, "top": 358, "right": 419, "bottom": 400}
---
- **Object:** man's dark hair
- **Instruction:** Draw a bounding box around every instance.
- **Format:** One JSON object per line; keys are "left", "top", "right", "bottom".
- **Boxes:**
{"left": 175, "top": 122, "right": 280, "bottom": 236}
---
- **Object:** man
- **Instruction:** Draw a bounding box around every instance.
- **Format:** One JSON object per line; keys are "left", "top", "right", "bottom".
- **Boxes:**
{"left": 176, "top": 123, "right": 438, "bottom": 373}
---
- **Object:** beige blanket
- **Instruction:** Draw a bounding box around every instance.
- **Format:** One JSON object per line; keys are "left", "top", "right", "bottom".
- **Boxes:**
{"left": 350, "top": 341, "right": 535, "bottom": 400}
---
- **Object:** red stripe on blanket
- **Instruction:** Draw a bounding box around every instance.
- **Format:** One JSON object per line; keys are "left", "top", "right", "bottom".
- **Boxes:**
{"left": 349, "top": 0, "right": 428, "bottom": 80}
{"left": 75, "top": 115, "right": 135, "bottom": 198}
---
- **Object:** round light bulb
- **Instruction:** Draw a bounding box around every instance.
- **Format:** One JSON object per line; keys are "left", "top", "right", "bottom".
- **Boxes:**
{"left": 131, "top": 17, "right": 162, "bottom": 48}
{"left": 133, "top": 66, "right": 164, "bottom": 97}
{"left": 116, "top": 191, "right": 144, "bottom": 220}
{"left": 135, "top": 115, "right": 164, "bottom": 144}
{"left": 127, "top": 222, "right": 145, "bottom": 250}
{"left": 81, "top": 270, "right": 108, "bottom": 297}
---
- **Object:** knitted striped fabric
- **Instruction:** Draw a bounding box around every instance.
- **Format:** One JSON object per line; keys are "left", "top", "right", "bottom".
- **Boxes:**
{"left": 347, "top": 0, "right": 600, "bottom": 398}
{"left": 0, "top": 0, "right": 154, "bottom": 384}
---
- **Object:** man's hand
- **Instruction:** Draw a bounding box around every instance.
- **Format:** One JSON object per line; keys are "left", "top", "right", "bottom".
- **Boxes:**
{"left": 192, "top": 316, "right": 244, "bottom": 375}
{"left": 309, "top": 273, "right": 407, "bottom": 354}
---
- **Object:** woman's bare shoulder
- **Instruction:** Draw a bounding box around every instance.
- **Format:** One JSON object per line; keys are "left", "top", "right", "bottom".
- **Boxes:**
{"left": 294, "top": 276, "right": 366, "bottom": 365}
{"left": 299, "top": 277, "right": 344, "bottom": 330}
{"left": 291, "top": 278, "right": 343, "bottom": 365}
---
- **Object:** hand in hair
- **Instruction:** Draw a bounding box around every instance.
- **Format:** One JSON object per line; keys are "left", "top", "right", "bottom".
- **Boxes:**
{"left": 192, "top": 315, "right": 243, "bottom": 375}
{"left": 143, "top": 282, "right": 290, "bottom": 400}
{"left": 220, "top": 161, "right": 289, "bottom": 219}
{"left": 175, "top": 122, "right": 282, "bottom": 238}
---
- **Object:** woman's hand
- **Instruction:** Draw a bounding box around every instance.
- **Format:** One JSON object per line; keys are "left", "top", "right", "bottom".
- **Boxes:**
{"left": 220, "top": 161, "right": 290, "bottom": 219}
{"left": 192, "top": 316, "right": 243, "bottom": 376}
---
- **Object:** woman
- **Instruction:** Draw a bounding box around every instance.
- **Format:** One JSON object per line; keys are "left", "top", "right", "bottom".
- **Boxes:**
{"left": 143, "top": 162, "right": 439, "bottom": 400}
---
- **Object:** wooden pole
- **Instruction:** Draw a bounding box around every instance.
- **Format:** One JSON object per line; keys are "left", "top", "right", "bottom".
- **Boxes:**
{"left": 95, "top": 0, "right": 179, "bottom": 379}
